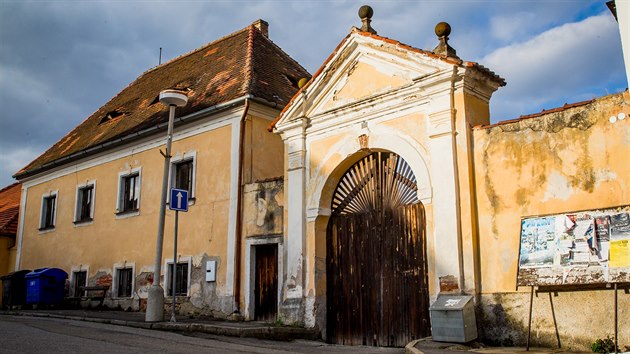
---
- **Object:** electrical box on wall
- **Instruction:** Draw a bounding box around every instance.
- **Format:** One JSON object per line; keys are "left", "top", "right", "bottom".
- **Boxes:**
{"left": 205, "top": 261, "right": 216, "bottom": 282}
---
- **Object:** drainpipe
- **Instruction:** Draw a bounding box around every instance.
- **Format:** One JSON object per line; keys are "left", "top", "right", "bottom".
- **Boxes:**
{"left": 234, "top": 97, "right": 251, "bottom": 312}
{"left": 449, "top": 65, "right": 466, "bottom": 294}
{"left": 466, "top": 119, "right": 483, "bottom": 300}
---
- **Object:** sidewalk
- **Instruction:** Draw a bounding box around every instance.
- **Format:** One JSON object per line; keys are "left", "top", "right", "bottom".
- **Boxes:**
{"left": 406, "top": 338, "right": 591, "bottom": 354}
{"left": 0, "top": 308, "right": 319, "bottom": 341}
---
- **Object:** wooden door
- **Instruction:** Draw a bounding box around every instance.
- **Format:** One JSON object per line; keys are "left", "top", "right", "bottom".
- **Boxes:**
{"left": 254, "top": 244, "right": 278, "bottom": 321}
{"left": 326, "top": 152, "right": 431, "bottom": 347}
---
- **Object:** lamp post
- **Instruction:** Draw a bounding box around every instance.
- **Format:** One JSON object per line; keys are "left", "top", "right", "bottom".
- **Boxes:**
{"left": 146, "top": 89, "right": 188, "bottom": 322}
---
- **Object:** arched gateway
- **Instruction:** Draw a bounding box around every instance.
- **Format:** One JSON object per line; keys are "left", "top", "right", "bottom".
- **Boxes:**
{"left": 326, "top": 151, "right": 431, "bottom": 347}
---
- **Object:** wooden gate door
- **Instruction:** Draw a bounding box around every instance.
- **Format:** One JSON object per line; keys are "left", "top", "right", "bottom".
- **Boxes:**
{"left": 326, "top": 152, "right": 431, "bottom": 347}
{"left": 254, "top": 244, "right": 278, "bottom": 321}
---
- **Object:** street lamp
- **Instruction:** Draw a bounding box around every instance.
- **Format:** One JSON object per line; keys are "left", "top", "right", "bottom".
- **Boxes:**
{"left": 146, "top": 89, "right": 188, "bottom": 322}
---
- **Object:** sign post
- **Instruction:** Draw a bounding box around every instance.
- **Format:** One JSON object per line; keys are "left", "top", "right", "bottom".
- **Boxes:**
{"left": 169, "top": 188, "right": 188, "bottom": 322}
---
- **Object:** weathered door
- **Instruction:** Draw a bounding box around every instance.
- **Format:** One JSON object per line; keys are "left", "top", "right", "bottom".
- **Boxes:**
{"left": 254, "top": 244, "right": 278, "bottom": 321}
{"left": 326, "top": 151, "right": 431, "bottom": 347}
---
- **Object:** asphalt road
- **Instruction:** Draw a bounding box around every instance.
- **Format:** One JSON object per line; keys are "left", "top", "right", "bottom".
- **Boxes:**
{"left": 0, "top": 315, "right": 404, "bottom": 354}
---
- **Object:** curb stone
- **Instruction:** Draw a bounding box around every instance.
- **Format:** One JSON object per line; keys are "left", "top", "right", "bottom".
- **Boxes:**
{"left": 0, "top": 311, "right": 319, "bottom": 342}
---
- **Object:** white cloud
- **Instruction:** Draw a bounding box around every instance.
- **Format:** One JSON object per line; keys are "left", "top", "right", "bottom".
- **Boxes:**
{"left": 483, "top": 12, "right": 627, "bottom": 120}
{"left": 489, "top": 12, "right": 539, "bottom": 42}
{"left": 0, "top": 146, "right": 40, "bottom": 186}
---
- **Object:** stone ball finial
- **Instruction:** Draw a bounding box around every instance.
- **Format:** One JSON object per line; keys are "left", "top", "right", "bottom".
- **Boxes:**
{"left": 435, "top": 22, "right": 451, "bottom": 38}
{"left": 358, "top": 5, "right": 373, "bottom": 19}
{"left": 432, "top": 21, "right": 458, "bottom": 59}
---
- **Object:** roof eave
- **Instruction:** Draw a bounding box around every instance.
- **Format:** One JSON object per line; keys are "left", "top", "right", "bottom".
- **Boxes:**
{"left": 14, "top": 95, "right": 259, "bottom": 181}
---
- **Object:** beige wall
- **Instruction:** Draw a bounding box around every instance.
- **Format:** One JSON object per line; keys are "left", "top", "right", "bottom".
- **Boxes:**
{"left": 473, "top": 91, "right": 630, "bottom": 348}
{"left": 17, "top": 102, "right": 285, "bottom": 316}
{"left": 243, "top": 115, "right": 284, "bottom": 183}
{"left": 18, "top": 122, "right": 234, "bottom": 312}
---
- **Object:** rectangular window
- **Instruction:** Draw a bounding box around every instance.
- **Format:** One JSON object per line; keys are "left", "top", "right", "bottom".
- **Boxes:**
{"left": 174, "top": 160, "right": 193, "bottom": 193}
{"left": 167, "top": 262, "right": 189, "bottom": 296}
{"left": 75, "top": 183, "right": 95, "bottom": 223}
{"left": 39, "top": 192, "right": 58, "bottom": 230}
{"left": 73, "top": 271, "right": 87, "bottom": 297}
{"left": 118, "top": 172, "right": 140, "bottom": 213}
{"left": 116, "top": 268, "right": 133, "bottom": 297}
{"left": 170, "top": 152, "right": 196, "bottom": 202}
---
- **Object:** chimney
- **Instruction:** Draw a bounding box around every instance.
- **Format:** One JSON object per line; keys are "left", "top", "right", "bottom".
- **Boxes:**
{"left": 252, "top": 19, "right": 269, "bottom": 37}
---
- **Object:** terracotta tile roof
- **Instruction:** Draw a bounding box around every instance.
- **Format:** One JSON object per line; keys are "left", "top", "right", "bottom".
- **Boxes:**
{"left": 268, "top": 28, "right": 505, "bottom": 131}
{"left": 0, "top": 183, "right": 21, "bottom": 237}
{"left": 15, "top": 20, "right": 309, "bottom": 180}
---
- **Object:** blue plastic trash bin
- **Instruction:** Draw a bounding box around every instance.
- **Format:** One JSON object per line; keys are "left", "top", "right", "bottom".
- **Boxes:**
{"left": 25, "top": 268, "right": 68, "bottom": 305}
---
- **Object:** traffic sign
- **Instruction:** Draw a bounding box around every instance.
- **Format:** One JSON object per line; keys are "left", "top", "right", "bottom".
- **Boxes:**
{"left": 169, "top": 188, "right": 189, "bottom": 212}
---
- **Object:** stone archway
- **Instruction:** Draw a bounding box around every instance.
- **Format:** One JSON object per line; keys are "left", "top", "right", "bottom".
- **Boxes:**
{"left": 325, "top": 151, "right": 431, "bottom": 347}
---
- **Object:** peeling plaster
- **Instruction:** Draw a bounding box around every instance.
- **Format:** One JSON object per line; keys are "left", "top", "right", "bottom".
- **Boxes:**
{"left": 542, "top": 171, "right": 574, "bottom": 202}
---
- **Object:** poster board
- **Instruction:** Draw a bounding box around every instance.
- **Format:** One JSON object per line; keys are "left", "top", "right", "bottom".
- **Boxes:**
{"left": 517, "top": 205, "right": 630, "bottom": 286}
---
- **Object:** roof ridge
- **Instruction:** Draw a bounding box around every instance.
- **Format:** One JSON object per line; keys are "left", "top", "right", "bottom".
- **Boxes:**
{"left": 0, "top": 182, "right": 20, "bottom": 194}
{"left": 242, "top": 24, "right": 256, "bottom": 95}
{"left": 15, "top": 25, "right": 254, "bottom": 178}
{"left": 144, "top": 25, "right": 250, "bottom": 76}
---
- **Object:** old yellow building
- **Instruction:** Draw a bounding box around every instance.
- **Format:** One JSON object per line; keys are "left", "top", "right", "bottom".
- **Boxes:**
{"left": 13, "top": 20, "right": 308, "bottom": 318}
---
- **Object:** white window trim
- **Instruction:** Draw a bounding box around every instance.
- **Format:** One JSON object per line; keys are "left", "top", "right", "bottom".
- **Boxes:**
{"left": 70, "top": 265, "right": 89, "bottom": 297}
{"left": 74, "top": 180, "right": 96, "bottom": 225}
{"left": 112, "top": 262, "right": 135, "bottom": 299}
{"left": 168, "top": 150, "right": 197, "bottom": 204}
{"left": 163, "top": 255, "right": 192, "bottom": 297}
{"left": 115, "top": 167, "right": 142, "bottom": 218}
{"left": 39, "top": 190, "right": 58, "bottom": 233}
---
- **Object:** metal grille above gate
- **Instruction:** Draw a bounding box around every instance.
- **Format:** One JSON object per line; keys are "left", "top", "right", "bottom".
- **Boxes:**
{"left": 327, "top": 151, "right": 431, "bottom": 347}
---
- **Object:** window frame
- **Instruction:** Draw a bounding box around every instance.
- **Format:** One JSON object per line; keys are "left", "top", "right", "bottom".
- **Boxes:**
{"left": 70, "top": 267, "right": 89, "bottom": 297}
{"left": 39, "top": 190, "right": 58, "bottom": 232}
{"left": 74, "top": 180, "right": 96, "bottom": 225}
{"left": 112, "top": 262, "right": 135, "bottom": 298}
{"left": 116, "top": 168, "right": 141, "bottom": 217}
{"left": 169, "top": 151, "right": 196, "bottom": 204}
{"left": 163, "top": 256, "right": 191, "bottom": 297}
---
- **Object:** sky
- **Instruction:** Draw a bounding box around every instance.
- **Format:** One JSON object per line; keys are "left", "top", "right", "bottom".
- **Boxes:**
{"left": 0, "top": 0, "right": 627, "bottom": 187}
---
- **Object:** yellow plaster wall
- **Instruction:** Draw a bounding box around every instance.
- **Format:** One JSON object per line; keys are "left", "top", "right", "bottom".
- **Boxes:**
{"left": 0, "top": 237, "right": 14, "bottom": 276}
{"left": 19, "top": 124, "right": 233, "bottom": 292}
{"left": 473, "top": 92, "right": 630, "bottom": 294}
{"left": 243, "top": 115, "right": 284, "bottom": 183}
{"left": 322, "top": 61, "right": 411, "bottom": 112}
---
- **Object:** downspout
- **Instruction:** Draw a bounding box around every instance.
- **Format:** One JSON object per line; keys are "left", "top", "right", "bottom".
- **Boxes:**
{"left": 467, "top": 119, "right": 483, "bottom": 300}
{"left": 234, "top": 98, "right": 251, "bottom": 312}
{"left": 449, "top": 65, "right": 466, "bottom": 294}
{"left": 14, "top": 185, "right": 28, "bottom": 270}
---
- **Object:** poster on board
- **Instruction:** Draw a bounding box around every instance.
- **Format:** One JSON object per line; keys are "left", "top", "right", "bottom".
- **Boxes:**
{"left": 517, "top": 206, "right": 630, "bottom": 286}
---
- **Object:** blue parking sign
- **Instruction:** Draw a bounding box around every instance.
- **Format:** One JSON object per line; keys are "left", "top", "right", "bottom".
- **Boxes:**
{"left": 169, "top": 188, "right": 189, "bottom": 212}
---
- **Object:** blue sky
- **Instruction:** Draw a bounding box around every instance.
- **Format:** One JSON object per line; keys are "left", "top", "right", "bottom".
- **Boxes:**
{"left": 0, "top": 0, "right": 626, "bottom": 187}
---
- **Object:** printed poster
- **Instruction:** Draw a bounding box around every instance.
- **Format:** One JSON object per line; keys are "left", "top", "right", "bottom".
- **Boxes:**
{"left": 595, "top": 216, "right": 611, "bottom": 261}
{"left": 610, "top": 239, "right": 630, "bottom": 268}
{"left": 519, "top": 217, "right": 556, "bottom": 268}
{"left": 517, "top": 205, "right": 630, "bottom": 286}
{"left": 610, "top": 213, "right": 630, "bottom": 241}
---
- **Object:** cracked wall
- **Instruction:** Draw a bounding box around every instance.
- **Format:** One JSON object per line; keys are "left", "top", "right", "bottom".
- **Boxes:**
{"left": 472, "top": 91, "right": 630, "bottom": 349}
